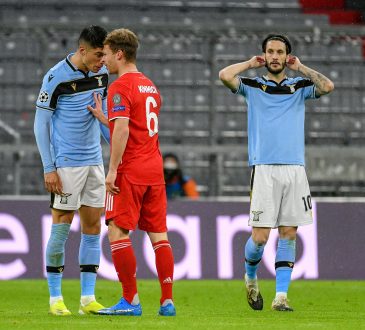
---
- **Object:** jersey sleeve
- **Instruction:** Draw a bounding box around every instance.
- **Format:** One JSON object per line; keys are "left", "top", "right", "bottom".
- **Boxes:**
{"left": 107, "top": 82, "right": 131, "bottom": 121}
{"left": 36, "top": 69, "right": 60, "bottom": 112}
{"left": 234, "top": 76, "right": 250, "bottom": 97}
{"left": 299, "top": 78, "right": 318, "bottom": 100}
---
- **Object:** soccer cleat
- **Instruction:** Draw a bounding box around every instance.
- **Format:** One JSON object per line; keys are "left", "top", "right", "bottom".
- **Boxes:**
{"left": 97, "top": 298, "right": 142, "bottom": 316}
{"left": 271, "top": 296, "right": 294, "bottom": 312}
{"left": 244, "top": 274, "right": 263, "bottom": 310}
{"left": 79, "top": 300, "right": 105, "bottom": 315}
{"left": 49, "top": 299, "right": 72, "bottom": 316}
{"left": 158, "top": 301, "right": 176, "bottom": 316}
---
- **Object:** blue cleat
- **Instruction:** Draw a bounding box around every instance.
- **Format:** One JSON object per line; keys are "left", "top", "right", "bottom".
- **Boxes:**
{"left": 97, "top": 298, "right": 142, "bottom": 316}
{"left": 158, "top": 302, "right": 176, "bottom": 316}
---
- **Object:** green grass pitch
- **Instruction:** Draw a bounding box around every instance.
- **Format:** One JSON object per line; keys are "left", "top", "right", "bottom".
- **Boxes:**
{"left": 1, "top": 279, "right": 364, "bottom": 329}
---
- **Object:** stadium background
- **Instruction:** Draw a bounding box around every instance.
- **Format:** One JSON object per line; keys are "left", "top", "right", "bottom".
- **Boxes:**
{"left": 0, "top": 0, "right": 365, "bottom": 281}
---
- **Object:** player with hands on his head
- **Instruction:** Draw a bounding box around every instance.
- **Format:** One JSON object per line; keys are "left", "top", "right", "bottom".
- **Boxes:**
{"left": 34, "top": 25, "right": 109, "bottom": 316}
{"left": 89, "top": 28, "right": 176, "bottom": 317}
{"left": 219, "top": 34, "right": 334, "bottom": 312}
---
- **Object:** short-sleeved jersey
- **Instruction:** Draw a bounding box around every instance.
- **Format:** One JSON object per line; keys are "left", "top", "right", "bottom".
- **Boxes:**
{"left": 36, "top": 54, "right": 108, "bottom": 168}
{"left": 108, "top": 72, "right": 164, "bottom": 185}
{"left": 235, "top": 76, "right": 318, "bottom": 166}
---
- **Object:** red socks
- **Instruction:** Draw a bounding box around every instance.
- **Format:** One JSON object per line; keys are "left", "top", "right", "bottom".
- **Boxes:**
{"left": 153, "top": 240, "right": 174, "bottom": 304}
{"left": 110, "top": 238, "right": 137, "bottom": 304}
{"left": 110, "top": 238, "right": 174, "bottom": 305}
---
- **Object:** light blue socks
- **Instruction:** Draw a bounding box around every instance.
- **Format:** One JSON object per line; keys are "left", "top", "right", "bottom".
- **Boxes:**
{"left": 79, "top": 233, "right": 100, "bottom": 297}
{"left": 244, "top": 236, "right": 266, "bottom": 280}
{"left": 46, "top": 223, "right": 70, "bottom": 298}
{"left": 275, "top": 238, "right": 296, "bottom": 295}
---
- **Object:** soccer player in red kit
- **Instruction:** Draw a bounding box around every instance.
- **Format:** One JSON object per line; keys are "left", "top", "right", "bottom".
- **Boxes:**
{"left": 88, "top": 28, "right": 175, "bottom": 316}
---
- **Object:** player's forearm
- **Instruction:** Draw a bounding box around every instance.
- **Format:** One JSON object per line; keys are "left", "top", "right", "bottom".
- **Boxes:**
{"left": 109, "top": 127, "right": 129, "bottom": 172}
{"left": 219, "top": 60, "right": 251, "bottom": 90}
{"left": 34, "top": 109, "right": 56, "bottom": 173}
{"left": 98, "top": 114, "right": 109, "bottom": 127}
{"left": 298, "top": 64, "right": 335, "bottom": 96}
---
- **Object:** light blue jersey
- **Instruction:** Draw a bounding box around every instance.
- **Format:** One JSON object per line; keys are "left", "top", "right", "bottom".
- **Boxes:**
{"left": 235, "top": 76, "right": 318, "bottom": 166}
{"left": 35, "top": 54, "right": 108, "bottom": 172}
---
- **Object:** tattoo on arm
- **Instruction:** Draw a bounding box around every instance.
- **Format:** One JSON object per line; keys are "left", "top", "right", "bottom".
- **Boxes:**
{"left": 299, "top": 64, "right": 333, "bottom": 96}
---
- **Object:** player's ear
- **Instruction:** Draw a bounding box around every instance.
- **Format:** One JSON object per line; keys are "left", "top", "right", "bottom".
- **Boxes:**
{"left": 116, "top": 49, "right": 124, "bottom": 61}
{"left": 79, "top": 44, "right": 87, "bottom": 56}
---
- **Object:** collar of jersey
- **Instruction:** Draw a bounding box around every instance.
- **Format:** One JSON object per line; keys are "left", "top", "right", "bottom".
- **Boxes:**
{"left": 66, "top": 53, "right": 89, "bottom": 77}
{"left": 262, "top": 75, "right": 288, "bottom": 86}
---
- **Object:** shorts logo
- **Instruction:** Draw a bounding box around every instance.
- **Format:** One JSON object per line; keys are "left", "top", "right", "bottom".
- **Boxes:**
{"left": 261, "top": 85, "right": 267, "bottom": 92}
{"left": 252, "top": 210, "right": 263, "bottom": 222}
{"left": 71, "top": 83, "right": 77, "bottom": 91}
{"left": 113, "top": 93, "right": 121, "bottom": 105}
{"left": 38, "top": 91, "right": 49, "bottom": 103}
{"left": 60, "top": 193, "right": 72, "bottom": 204}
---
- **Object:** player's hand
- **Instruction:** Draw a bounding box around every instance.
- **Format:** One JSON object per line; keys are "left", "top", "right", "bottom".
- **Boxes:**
{"left": 87, "top": 93, "right": 104, "bottom": 121}
{"left": 286, "top": 55, "right": 301, "bottom": 71}
{"left": 249, "top": 56, "right": 266, "bottom": 69}
{"left": 44, "top": 171, "right": 64, "bottom": 195}
{"left": 105, "top": 170, "right": 120, "bottom": 195}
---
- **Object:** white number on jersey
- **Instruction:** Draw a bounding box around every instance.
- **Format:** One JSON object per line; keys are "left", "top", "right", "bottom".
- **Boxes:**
{"left": 146, "top": 96, "right": 159, "bottom": 137}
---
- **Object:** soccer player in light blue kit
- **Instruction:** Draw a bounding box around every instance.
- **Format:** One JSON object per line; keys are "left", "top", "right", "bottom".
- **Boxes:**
{"left": 34, "top": 26, "right": 110, "bottom": 315}
{"left": 219, "top": 34, "right": 334, "bottom": 311}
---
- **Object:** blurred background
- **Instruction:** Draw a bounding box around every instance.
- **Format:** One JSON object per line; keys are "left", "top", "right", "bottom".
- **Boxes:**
{"left": 0, "top": 0, "right": 364, "bottom": 198}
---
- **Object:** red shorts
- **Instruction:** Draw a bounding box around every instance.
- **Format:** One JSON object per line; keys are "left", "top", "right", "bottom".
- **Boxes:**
{"left": 105, "top": 173, "right": 167, "bottom": 233}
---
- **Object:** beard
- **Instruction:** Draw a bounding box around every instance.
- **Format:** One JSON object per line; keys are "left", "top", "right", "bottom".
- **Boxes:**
{"left": 266, "top": 62, "right": 285, "bottom": 74}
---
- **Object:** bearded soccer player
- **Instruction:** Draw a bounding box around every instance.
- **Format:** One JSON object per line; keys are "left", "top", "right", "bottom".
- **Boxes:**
{"left": 34, "top": 26, "right": 110, "bottom": 315}
{"left": 219, "top": 34, "right": 334, "bottom": 311}
{"left": 88, "top": 28, "right": 175, "bottom": 316}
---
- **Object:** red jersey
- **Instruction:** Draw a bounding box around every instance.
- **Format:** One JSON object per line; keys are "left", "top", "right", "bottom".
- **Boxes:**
{"left": 107, "top": 72, "right": 164, "bottom": 185}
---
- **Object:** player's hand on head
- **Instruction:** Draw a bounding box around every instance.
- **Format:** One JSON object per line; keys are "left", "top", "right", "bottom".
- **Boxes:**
{"left": 286, "top": 55, "right": 301, "bottom": 71}
{"left": 44, "top": 171, "right": 64, "bottom": 195}
{"left": 105, "top": 170, "right": 120, "bottom": 195}
{"left": 250, "top": 56, "right": 266, "bottom": 69}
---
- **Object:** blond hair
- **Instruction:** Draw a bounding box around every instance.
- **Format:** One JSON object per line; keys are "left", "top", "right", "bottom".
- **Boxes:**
{"left": 104, "top": 28, "right": 139, "bottom": 62}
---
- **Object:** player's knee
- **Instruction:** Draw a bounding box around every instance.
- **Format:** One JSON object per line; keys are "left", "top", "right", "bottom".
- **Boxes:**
{"left": 278, "top": 226, "right": 297, "bottom": 240}
{"left": 251, "top": 233, "right": 269, "bottom": 245}
{"left": 107, "top": 221, "right": 129, "bottom": 241}
{"left": 52, "top": 209, "right": 74, "bottom": 224}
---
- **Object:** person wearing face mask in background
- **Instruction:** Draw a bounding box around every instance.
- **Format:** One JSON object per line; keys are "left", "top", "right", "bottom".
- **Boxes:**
{"left": 163, "top": 153, "right": 199, "bottom": 200}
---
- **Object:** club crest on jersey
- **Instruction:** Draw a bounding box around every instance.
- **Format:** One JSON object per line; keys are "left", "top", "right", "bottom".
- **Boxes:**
{"left": 288, "top": 84, "right": 296, "bottom": 93}
{"left": 261, "top": 85, "right": 267, "bottom": 92}
{"left": 71, "top": 83, "right": 77, "bottom": 91}
{"left": 95, "top": 76, "right": 103, "bottom": 87}
{"left": 113, "top": 93, "right": 121, "bottom": 105}
{"left": 252, "top": 210, "right": 263, "bottom": 221}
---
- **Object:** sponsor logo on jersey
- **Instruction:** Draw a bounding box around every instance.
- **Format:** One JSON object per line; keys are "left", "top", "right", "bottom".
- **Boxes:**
{"left": 48, "top": 74, "right": 54, "bottom": 82}
{"left": 252, "top": 210, "right": 263, "bottom": 222}
{"left": 138, "top": 85, "right": 158, "bottom": 94}
{"left": 112, "top": 105, "right": 126, "bottom": 112}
